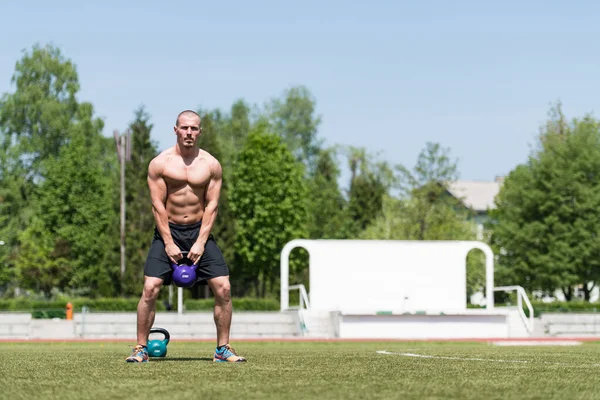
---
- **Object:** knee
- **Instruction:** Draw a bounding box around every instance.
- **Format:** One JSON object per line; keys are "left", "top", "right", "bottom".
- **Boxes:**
{"left": 142, "top": 279, "right": 162, "bottom": 302}
{"left": 214, "top": 280, "right": 231, "bottom": 303}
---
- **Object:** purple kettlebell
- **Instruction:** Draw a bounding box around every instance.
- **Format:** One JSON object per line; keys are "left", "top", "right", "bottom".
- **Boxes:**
{"left": 171, "top": 251, "right": 198, "bottom": 288}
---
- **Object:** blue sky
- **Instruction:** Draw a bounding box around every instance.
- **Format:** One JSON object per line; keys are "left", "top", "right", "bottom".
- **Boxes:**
{"left": 2, "top": 0, "right": 600, "bottom": 184}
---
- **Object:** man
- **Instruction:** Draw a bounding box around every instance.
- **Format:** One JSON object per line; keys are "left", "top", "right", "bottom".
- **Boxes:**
{"left": 126, "top": 110, "right": 246, "bottom": 363}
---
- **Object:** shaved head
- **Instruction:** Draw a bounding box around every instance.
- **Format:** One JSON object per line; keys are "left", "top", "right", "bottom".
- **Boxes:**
{"left": 176, "top": 110, "right": 201, "bottom": 127}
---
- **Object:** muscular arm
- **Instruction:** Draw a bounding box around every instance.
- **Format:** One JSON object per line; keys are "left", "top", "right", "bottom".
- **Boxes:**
{"left": 195, "top": 160, "right": 222, "bottom": 250}
{"left": 148, "top": 158, "right": 180, "bottom": 263}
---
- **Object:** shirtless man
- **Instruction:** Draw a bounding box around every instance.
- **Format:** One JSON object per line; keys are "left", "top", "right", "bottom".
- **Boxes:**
{"left": 126, "top": 110, "right": 246, "bottom": 363}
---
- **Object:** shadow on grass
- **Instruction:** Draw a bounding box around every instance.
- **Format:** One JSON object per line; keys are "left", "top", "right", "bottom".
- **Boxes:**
{"left": 150, "top": 357, "right": 213, "bottom": 362}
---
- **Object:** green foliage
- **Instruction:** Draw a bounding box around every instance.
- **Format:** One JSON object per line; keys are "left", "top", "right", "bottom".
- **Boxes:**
{"left": 197, "top": 108, "right": 228, "bottom": 169}
{"left": 0, "top": 44, "right": 119, "bottom": 297}
{"left": 343, "top": 146, "right": 391, "bottom": 236}
{"left": 359, "top": 195, "right": 405, "bottom": 239}
{"left": 0, "top": 44, "right": 85, "bottom": 294}
{"left": 268, "top": 86, "right": 322, "bottom": 171}
{"left": 0, "top": 44, "right": 79, "bottom": 162}
{"left": 0, "top": 297, "right": 277, "bottom": 313}
{"left": 0, "top": 297, "right": 165, "bottom": 312}
{"left": 361, "top": 143, "right": 485, "bottom": 297}
{"left": 394, "top": 142, "right": 471, "bottom": 239}
{"left": 15, "top": 111, "right": 117, "bottom": 297}
{"left": 195, "top": 102, "right": 252, "bottom": 298}
{"left": 31, "top": 310, "right": 66, "bottom": 319}
{"left": 0, "top": 146, "right": 30, "bottom": 288}
{"left": 362, "top": 143, "right": 475, "bottom": 241}
{"left": 532, "top": 300, "right": 600, "bottom": 315}
{"left": 230, "top": 127, "right": 309, "bottom": 297}
{"left": 465, "top": 300, "right": 600, "bottom": 317}
{"left": 201, "top": 99, "right": 251, "bottom": 171}
{"left": 185, "top": 297, "right": 279, "bottom": 311}
{"left": 14, "top": 217, "right": 73, "bottom": 297}
{"left": 307, "top": 147, "right": 347, "bottom": 239}
{"left": 225, "top": 99, "right": 251, "bottom": 159}
{"left": 122, "top": 106, "right": 159, "bottom": 295}
{"left": 490, "top": 104, "right": 600, "bottom": 300}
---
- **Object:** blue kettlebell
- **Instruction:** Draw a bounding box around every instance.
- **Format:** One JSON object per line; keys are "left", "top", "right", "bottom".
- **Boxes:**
{"left": 147, "top": 327, "right": 170, "bottom": 358}
{"left": 171, "top": 251, "right": 198, "bottom": 288}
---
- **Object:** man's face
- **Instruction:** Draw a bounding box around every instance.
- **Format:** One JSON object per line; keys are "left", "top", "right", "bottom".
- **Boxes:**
{"left": 174, "top": 114, "right": 201, "bottom": 148}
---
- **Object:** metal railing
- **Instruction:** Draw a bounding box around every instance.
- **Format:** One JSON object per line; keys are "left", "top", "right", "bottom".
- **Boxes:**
{"left": 285, "top": 284, "right": 310, "bottom": 335}
{"left": 494, "top": 285, "right": 534, "bottom": 333}
{"left": 287, "top": 284, "right": 310, "bottom": 310}
{"left": 80, "top": 306, "right": 89, "bottom": 338}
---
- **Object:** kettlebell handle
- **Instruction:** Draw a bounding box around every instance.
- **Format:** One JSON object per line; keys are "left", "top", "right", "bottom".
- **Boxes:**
{"left": 149, "top": 327, "right": 170, "bottom": 344}
{"left": 172, "top": 250, "right": 196, "bottom": 267}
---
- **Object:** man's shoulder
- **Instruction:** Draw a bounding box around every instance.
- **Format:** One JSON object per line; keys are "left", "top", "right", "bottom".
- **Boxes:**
{"left": 148, "top": 148, "right": 174, "bottom": 173}
{"left": 151, "top": 148, "right": 176, "bottom": 163}
{"left": 197, "top": 149, "right": 222, "bottom": 178}
{"left": 198, "top": 149, "right": 221, "bottom": 167}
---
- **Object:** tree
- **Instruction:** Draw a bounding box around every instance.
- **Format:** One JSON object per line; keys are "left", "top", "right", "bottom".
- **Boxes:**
{"left": 122, "top": 106, "right": 160, "bottom": 295}
{"left": 228, "top": 99, "right": 251, "bottom": 156}
{"left": 230, "top": 126, "right": 309, "bottom": 297}
{"left": 307, "top": 147, "right": 347, "bottom": 239}
{"left": 268, "top": 86, "right": 322, "bottom": 172}
{"left": 201, "top": 100, "right": 251, "bottom": 172}
{"left": 0, "top": 147, "right": 26, "bottom": 291}
{"left": 195, "top": 103, "right": 251, "bottom": 298}
{"left": 0, "top": 44, "right": 105, "bottom": 296}
{"left": 490, "top": 105, "right": 600, "bottom": 300}
{"left": 0, "top": 44, "right": 79, "bottom": 164}
{"left": 342, "top": 146, "right": 392, "bottom": 237}
{"left": 359, "top": 195, "right": 408, "bottom": 240}
{"left": 394, "top": 142, "right": 469, "bottom": 240}
{"left": 362, "top": 142, "right": 484, "bottom": 298}
{"left": 15, "top": 104, "right": 117, "bottom": 297}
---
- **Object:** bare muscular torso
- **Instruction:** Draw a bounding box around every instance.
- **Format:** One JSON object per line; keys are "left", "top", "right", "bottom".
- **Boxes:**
{"left": 155, "top": 147, "right": 215, "bottom": 225}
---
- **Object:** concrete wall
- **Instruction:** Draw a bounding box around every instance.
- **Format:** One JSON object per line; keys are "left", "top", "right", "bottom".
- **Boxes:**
{"left": 4, "top": 311, "right": 598, "bottom": 340}
{"left": 332, "top": 308, "right": 532, "bottom": 339}
{"left": 0, "top": 311, "right": 301, "bottom": 340}
{"left": 539, "top": 313, "right": 600, "bottom": 337}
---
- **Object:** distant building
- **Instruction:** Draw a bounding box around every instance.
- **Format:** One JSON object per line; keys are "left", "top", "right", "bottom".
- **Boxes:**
{"left": 445, "top": 177, "right": 504, "bottom": 239}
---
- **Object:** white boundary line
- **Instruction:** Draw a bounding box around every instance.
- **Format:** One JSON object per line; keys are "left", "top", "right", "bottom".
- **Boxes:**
{"left": 376, "top": 350, "right": 600, "bottom": 367}
{"left": 491, "top": 340, "right": 582, "bottom": 346}
{"left": 376, "top": 350, "right": 528, "bottom": 363}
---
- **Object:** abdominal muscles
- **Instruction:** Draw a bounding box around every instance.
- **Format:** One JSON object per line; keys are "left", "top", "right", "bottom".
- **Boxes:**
{"left": 166, "top": 185, "right": 205, "bottom": 225}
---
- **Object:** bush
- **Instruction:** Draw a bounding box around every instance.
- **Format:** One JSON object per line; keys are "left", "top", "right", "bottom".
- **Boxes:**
{"left": 183, "top": 299, "right": 215, "bottom": 311}
{"left": 488, "top": 300, "right": 600, "bottom": 318}
{"left": 466, "top": 300, "right": 600, "bottom": 318}
{"left": 0, "top": 297, "right": 165, "bottom": 315}
{"left": 0, "top": 296, "right": 279, "bottom": 316}
{"left": 31, "top": 310, "right": 67, "bottom": 319}
{"left": 71, "top": 298, "right": 164, "bottom": 312}
{"left": 4, "top": 296, "right": 599, "bottom": 318}
{"left": 185, "top": 297, "right": 279, "bottom": 311}
{"left": 531, "top": 300, "right": 600, "bottom": 316}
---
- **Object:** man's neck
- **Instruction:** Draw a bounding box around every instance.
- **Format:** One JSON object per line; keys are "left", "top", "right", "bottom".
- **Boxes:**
{"left": 175, "top": 144, "right": 199, "bottom": 159}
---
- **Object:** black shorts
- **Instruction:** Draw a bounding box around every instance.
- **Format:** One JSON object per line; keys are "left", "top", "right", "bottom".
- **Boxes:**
{"left": 144, "top": 220, "right": 229, "bottom": 285}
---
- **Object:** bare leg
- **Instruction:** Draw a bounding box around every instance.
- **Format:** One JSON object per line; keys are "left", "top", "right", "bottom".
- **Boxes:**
{"left": 136, "top": 276, "right": 163, "bottom": 346}
{"left": 207, "top": 276, "right": 232, "bottom": 346}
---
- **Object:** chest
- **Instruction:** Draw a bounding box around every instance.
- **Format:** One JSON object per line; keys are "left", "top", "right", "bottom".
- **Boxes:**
{"left": 163, "top": 160, "right": 212, "bottom": 188}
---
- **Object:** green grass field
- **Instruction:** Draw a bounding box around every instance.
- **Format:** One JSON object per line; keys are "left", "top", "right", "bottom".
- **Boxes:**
{"left": 1, "top": 341, "right": 599, "bottom": 399}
